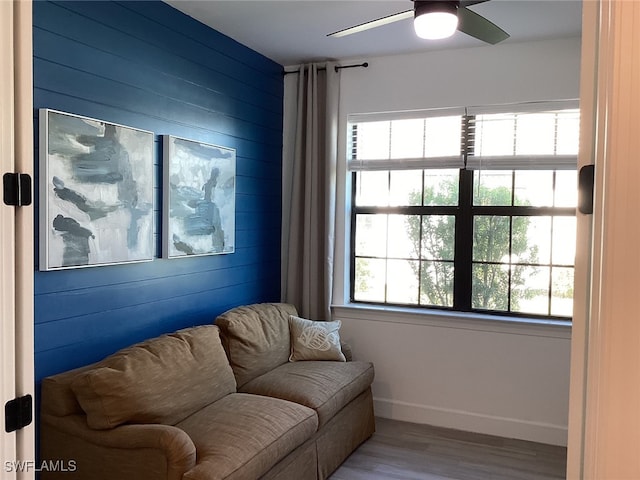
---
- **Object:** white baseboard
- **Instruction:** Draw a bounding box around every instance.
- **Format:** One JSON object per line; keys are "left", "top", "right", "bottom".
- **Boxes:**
{"left": 373, "top": 397, "right": 568, "bottom": 447}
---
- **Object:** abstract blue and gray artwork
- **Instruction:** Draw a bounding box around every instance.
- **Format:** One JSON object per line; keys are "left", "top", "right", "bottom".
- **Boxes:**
{"left": 163, "top": 136, "right": 235, "bottom": 258}
{"left": 39, "top": 110, "right": 154, "bottom": 270}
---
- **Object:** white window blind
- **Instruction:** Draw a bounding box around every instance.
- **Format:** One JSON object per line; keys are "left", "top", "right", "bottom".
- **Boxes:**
{"left": 467, "top": 101, "right": 580, "bottom": 170}
{"left": 347, "top": 108, "right": 465, "bottom": 171}
{"left": 347, "top": 101, "right": 579, "bottom": 172}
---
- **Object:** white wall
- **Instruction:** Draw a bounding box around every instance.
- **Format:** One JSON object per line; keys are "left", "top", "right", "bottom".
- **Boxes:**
{"left": 333, "top": 36, "right": 582, "bottom": 446}
{"left": 338, "top": 36, "right": 581, "bottom": 114}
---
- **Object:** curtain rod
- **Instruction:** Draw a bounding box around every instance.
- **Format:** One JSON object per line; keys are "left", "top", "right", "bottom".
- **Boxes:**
{"left": 283, "top": 62, "right": 369, "bottom": 76}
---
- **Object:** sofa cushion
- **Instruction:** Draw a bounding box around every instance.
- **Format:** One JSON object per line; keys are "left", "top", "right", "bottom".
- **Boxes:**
{"left": 215, "top": 303, "right": 297, "bottom": 388}
{"left": 240, "top": 360, "right": 374, "bottom": 428}
{"left": 71, "top": 325, "right": 236, "bottom": 430}
{"left": 41, "top": 363, "right": 97, "bottom": 417}
{"left": 289, "top": 315, "right": 346, "bottom": 362}
{"left": 177, "top": 393, "right": 318, "bottom": 480}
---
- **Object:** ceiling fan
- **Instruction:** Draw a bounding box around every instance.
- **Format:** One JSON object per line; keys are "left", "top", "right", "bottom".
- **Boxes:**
{"left": 327, "top": 0, "right": 510, "bottom": 45}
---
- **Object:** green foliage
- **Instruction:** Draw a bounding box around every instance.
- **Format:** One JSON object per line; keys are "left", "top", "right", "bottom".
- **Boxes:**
{"left": 354, "top": 258, "right": 373, "bottom": 297}
{"left": 406, "top": 178, "right": 539, "bottom": 310}
{"left": 406, "top": 183, "right": 456, "bottom": 307}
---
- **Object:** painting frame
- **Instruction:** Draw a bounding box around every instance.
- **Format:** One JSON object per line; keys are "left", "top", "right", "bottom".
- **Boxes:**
{"left": 39, "top": 109, "right": 155, "bottom": 271}
{"left": 162, "top": 135, "right": 236, "bottom": 259}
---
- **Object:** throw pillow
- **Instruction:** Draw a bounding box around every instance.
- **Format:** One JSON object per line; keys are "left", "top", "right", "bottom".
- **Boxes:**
{"left": 289, "top": 315, "right": 346, "bottom": 362}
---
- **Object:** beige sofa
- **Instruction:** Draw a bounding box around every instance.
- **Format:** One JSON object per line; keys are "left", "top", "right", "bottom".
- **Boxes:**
{"left": 40, "top": 303, "right": 375, "bottom": 479}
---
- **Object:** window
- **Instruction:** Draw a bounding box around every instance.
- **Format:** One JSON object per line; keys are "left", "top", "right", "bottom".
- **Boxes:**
{"left": 349, "top": 103, "right": 579, "bottom": 320}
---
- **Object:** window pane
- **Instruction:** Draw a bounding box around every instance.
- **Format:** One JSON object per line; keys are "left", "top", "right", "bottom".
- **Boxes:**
{"left": 551, "top": 267, "right": 574, "bottom": 316}
{"left": 514, "top": 170, "right": 553, "bottom": 207}
{"left": 513, "top": 216, "right": 550, "bottom": 265}
{"left": 475, "top": 114, "right": 515, "bottom": 156}
{"left": 387, "top": 259, "right": 419, "bottom": 304}
{"left": 421, "top": 215, "right": 455, "bottom": 261}
{"left": 473, "top": 170, "right": 512, "bottom": 206}
{"left": 390, "top": 119, "right": 424, "bottom": 159}
{"left": 552, "top": 217, "right": 577, "bottom": 265}
{"left": 390, "top": 170, "right": 422, "bottom": 206}
{"left": 420, "top": 261, "right": 454, "bottom": 307}
{"left": 512, "top": 265, "right": 550, "bottom": 315}
{"left": 424, "top": 116, "right": 462, "bottom": 157}
{"left": 516, "top": 113, "right": 556, "bottom": 155}
{"left": 554, "top": 170, "right": 577, "bottom": 207}
{"left": 354, "top": 122, "right": 390, "bottom": 160}
{"left": 556, "top": 112, "right": 580, "bottom": 155}
{"left": 355, "top": 214, "right": 387, "bottom": 257}
{"left": 473, "top": 216, "right": 510, "bottom": 262}
{"left": 424, "top": 169, "right": 459, "bottom": 206}
{"left": 354, "top": 258, "right": 386, "bottom": 302}
{"left": 388, "top": 215, "right": 420, "bottom": 259}
{"left": 472, "top": 263, "right": 509, "bottom": 311}
{"left": 355, "top": 171, "right": 389, "bottom": 207}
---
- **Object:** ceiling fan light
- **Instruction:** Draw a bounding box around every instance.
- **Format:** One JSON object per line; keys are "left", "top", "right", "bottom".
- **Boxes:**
{"left": 414, "top": 1, "right": 459, "bottom": 40}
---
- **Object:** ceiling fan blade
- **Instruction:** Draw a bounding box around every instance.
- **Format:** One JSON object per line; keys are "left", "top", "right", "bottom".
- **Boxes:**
{"left": 460, "top": 0, "right": 491, "bottom": 7}
{"left": 327, "top": 9, "right": 413, "bottom": 38}
{"left": 458, "top": 6, "right": 510, "bottom": 44}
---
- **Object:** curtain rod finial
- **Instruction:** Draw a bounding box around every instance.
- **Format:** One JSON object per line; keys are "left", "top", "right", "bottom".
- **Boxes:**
{"left": 334, "top": 62, "right": 369, "bottom": 73}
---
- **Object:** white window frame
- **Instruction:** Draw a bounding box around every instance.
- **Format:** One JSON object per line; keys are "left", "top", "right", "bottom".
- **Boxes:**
{"left": 337, "top": 100, "right": 579, "bottom": 321}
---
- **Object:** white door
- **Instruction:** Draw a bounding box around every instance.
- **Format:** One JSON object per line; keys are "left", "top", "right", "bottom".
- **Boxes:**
{"left": 1, "top": 1, "right": 35, "bottom": 479}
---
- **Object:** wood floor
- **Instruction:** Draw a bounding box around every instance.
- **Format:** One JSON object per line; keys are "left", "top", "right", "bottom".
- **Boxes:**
{"left": 330, "top": 418, "right": 567, "bottom": 480}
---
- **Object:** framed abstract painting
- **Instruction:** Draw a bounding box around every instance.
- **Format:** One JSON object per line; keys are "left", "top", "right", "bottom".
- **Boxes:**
{"left": 39, "top": 109, "right": 154, "bottom": 270}
{"left": 162, "top": 135, "right": 236, "bottom": 258}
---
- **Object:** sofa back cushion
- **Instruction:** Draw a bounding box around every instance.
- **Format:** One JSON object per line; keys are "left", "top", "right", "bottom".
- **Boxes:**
{"left": 70, "top": 325, "right": 236, "bottom": 430}
{"left": 215, "top": 303, "right": 297, "bottom": 388}
{"left": 41, "top": 363, "right": 98, "bottom": 418}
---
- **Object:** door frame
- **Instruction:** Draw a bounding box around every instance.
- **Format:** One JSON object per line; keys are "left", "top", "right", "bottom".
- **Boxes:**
{"left": 568, "top": 0, "right": 640, "bottom": 478}
{"left": 1, "top": 0, "right": 19, "bottom": 469}
{"left": 1, "top": 1, "right": 35, "bottom": 478}
{"left": 566, "top": 0, "right": 600, "bottom": 476}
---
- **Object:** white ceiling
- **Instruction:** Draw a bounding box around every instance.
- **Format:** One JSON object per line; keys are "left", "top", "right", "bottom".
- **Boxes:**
{"left": 165, "top": 0, "right": 583, "bottom": 67}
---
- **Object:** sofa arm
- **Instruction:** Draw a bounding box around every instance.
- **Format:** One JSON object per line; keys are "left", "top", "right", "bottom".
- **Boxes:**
{"left": 340, "top": 342, "right": 353, "bottom": 362}
{"left": 41, "top": 413, "right": 196, "bottom": 480}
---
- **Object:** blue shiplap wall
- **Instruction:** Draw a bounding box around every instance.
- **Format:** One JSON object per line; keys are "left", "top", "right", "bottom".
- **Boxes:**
{"left": 33, "top": 1, "right": 283, "bottom": 382}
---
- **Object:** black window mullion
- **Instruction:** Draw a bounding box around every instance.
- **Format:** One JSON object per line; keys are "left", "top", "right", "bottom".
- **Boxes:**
{"left": 507, "top": 172, "right": 515, "bottom": 312}
{"left": 507, "top": 216, "right": 514, "bottom": 312}
{"left": 472, "top": 205, "right": 575, "bottom": 216}
{"left": 355, "top": 205, "right": 458, "bottom": 216}
{"left": 349, "top": 171, "right": 358, "bottom": 303}
{"left": 454, "top": 169, "right": 473, "bottom": 311}
{"left": 548, "top": 171, "right": 558, "bottom": 315}
{"left": 418, "top": 169, "right": 425, "bottom": 304}
{"left": 383, "top": 171, "right": 391, "bottom": 303}
{"left": 417, "top": 213, "right": 424, "bottom": 306}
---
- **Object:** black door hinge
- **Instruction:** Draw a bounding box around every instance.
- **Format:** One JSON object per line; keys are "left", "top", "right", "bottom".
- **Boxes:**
{"left": 3, "top": 173, "right": 32, "bottom": 207}
{"left": 5, "top": 394, "right": 33, "bottom": 433}
{"left": 578, "top": 165, "right": 595, "bottom": 215}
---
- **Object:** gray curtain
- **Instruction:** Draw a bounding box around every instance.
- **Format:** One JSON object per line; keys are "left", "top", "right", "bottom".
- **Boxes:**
{"left": 281, "top": 63, "right": 340, "bottom": 320}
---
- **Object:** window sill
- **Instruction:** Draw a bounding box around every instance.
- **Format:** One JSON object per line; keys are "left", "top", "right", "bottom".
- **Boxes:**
{"left": 331, "top": 303, "right": 571, "bottom": 339}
